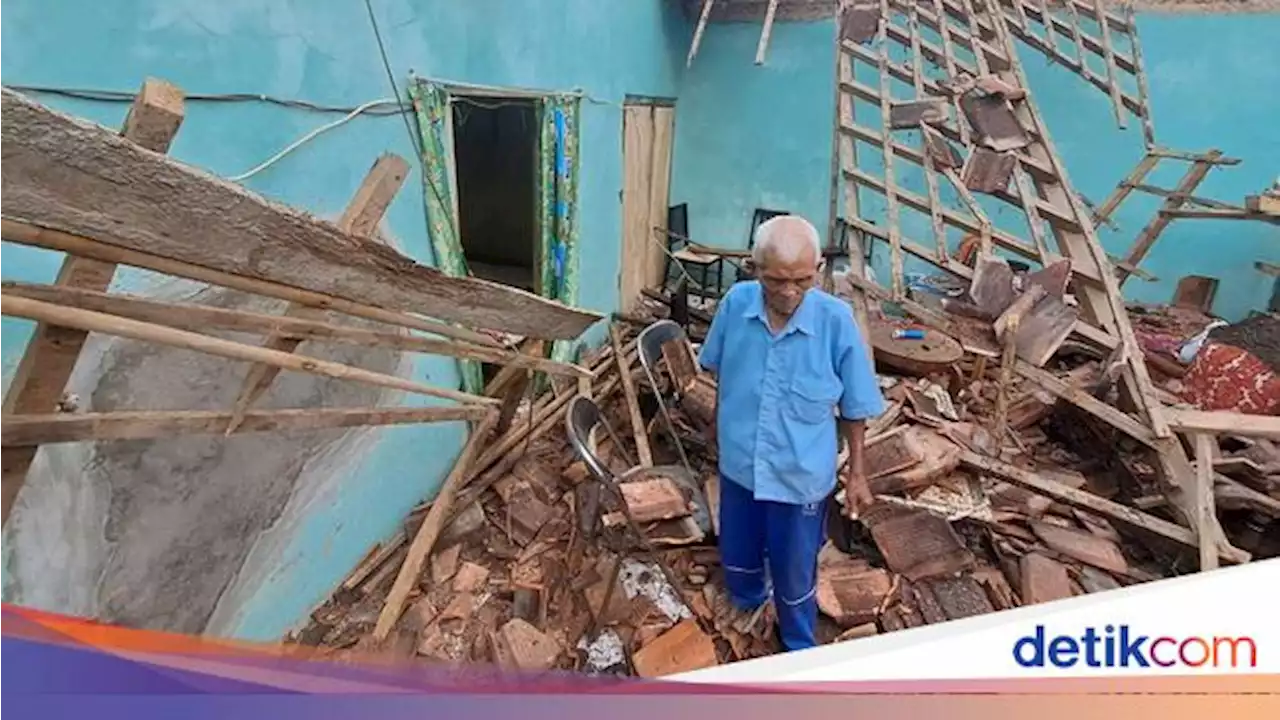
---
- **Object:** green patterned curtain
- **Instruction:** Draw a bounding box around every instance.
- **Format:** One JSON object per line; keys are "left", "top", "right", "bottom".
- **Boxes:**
{"left": 536, "top": 94, "right": 583, "bottom": 366}
{"left": 409, "top": 78, "right": 483, "bottom": 395}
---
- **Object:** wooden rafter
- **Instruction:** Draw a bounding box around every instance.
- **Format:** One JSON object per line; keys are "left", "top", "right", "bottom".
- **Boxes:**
{"left": 1, "top": 407, "right": 490, "bottom": 447}
{"left": 829, "top": 3, "right": 1247, "bottom": 566}
{"left": 755, "top": 0, "right": 781, "bottom": 64}
{"left": 0, "top": 294, "right": 499, "bottom": 408}
{"left": 0, "top": 282, "right": 590, "bottom": 380}
{"left": 1, "top": 78, "right": 185, "bottom": 526}
{"left": 994, "top": 0, "right": 1154, "bottom": 142}
{"left": 0, "top": 88, "right": 602, "bottom": 341}
{"left": 225, "top": 153, "right": 412, "bottom": 433}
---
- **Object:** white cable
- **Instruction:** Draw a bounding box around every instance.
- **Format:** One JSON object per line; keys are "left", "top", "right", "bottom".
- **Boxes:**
{"left": 225, "top": 98, "right": 398, "bottom": 182}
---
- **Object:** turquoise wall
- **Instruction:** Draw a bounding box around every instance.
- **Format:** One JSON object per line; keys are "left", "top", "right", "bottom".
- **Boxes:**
{"left": 670, "top": 19, "right": 838, "bottom": 251}
{"left": 1, "top": 0, "right": 687, "bottom": 641}
{"left": 1024, "top": 13, "right": 1280, "bottom": 322}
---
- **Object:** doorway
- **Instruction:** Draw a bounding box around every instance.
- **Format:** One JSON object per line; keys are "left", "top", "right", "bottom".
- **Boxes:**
{"left": 451, "top": 96, "right": 540, "bottom": 294}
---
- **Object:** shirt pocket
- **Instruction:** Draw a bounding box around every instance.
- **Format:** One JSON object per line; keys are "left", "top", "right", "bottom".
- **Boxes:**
{"left": 787, "top": 377, "right": 839, "bottom": 425}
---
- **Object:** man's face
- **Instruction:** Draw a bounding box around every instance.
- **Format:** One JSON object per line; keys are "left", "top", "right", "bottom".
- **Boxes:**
{"left": 757, "top": 247, "right": 820, "bottom": 317}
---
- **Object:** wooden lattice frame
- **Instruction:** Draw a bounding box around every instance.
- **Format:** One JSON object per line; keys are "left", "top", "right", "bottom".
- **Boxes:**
{"left": 829, "top": 0, "right": 1250, "bottom": 567}
{"left": 997, "top": 0, "right": 1155, "bottom": 146}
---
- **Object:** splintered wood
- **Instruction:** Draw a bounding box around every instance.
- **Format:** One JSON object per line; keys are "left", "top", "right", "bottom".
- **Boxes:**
{"left": 0, "top": 85, "right": 600, "bottom": 532}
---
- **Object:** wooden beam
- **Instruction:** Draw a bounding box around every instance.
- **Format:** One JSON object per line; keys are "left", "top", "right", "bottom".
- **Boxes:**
{"left": 688, "top": 0, "right": 716, "bottom": 68}
{"left": 1, "top": 219, "right": 501, "bottom": 347}
{"left": 1194, "top": 433, "right": 1220, "bottom": 571}
{"left": 1, "top": 282, "right": 590, "bottom": 379}
{"left": 1117, "top": 153, "right": 1221, "bottom": 286}
{"left": 754, "top": 0, "right": 780, "bottom": 65}
{"left": 372, "top": 412, "right": 499, "bottom": 642}
{"left": 226, "top": 154, "right": 409, "bottom": 433}
{"left": 0, "top": 294, "right": 499, "bottom": 408}
{"left": 959, "top": 450, "right": 1249, "bottom": 565}
{"left": 0, "top": 88, "right": 602, "bottom": 340}
{"left": 1166, "top": 408, "right": 1280, "bottom": 441}
{"left": 1, "top": 77, "right": 185, "bottom": 527}
{"left": 611, "top": 324, "right": 653, "bottom": 467}
{"left": 1, "top": 406, "right": 487, "bottom": 447}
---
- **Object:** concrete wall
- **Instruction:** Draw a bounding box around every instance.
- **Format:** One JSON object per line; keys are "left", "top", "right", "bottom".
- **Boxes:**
{"left": 1, "top": 0, "right": 687, "bottom": 641}
{"left": 1025, "top": 12, "right": 1280, "bottom": 322}
{"left": 670, "top": 19, "right": 838, "bottom": 251}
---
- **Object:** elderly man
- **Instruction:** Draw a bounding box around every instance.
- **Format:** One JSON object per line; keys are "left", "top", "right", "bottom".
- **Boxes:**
{"left": 697, "top": 215, "right": 885, "bottom": 652}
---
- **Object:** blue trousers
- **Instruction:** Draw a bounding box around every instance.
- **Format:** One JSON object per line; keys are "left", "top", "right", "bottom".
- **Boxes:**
{"left": 717, "top": 475, "right": 827, "bottom": 652}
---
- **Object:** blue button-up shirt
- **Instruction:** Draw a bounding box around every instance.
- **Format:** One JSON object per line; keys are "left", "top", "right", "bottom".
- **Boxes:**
{"left": 697, "top": 281, "right": 886, "bottom": 505}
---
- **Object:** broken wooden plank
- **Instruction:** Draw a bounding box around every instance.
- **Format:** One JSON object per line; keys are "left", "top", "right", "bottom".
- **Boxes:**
{"left": 0, "top": 219, "right": 501, "bottom": 348}
{"left": 1, "top": 78, "right": 185, "bottom": 526}
{"left": 754, "top": 0, "right": 780, "bottom": 65}
{"left": 0, "top": 88, "right": 602, "bottom": 340}
{"left": 631, "top": 618, "right": 718, "bottom": 678}
{"left": 1166, "top": 408, "right": 1280, "bottom": 441}
{"left": 687, "top": 0, "right": 716, "bottom": 68}
{"left": 1, "top": 282, "right": 589, "bottom": 379}
{"left": 1195, "top": 433, "right": 1220, "bottom": 571}
{"left": 0, "top": 294, "right": 496, "bottom": 407}
{"left": 959, "top": 449, "right": 1249, "bottom": 564}
{"left": 611, "top": 325, "right": 653, "bottom": 467}
{"left": 1020, "top": 552, "right": 1074, "bottom": 605}
{"left": 1030, "top": 521, "right": 1128, "bottom": 575}
{"left": 341, "top": 531, "right": 408, "bottom": 592}
{"left": 371, "top": 412, "right": 499, "bottom": 642}
{"left": 226, "top": 153, "right": 410, "bottom": 433}
{"left": 0, "top": 406, "right": 488, "bottom": 447}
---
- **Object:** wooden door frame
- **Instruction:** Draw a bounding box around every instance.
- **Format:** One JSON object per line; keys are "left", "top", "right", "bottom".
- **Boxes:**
{"left": 620, "top": 97, "right": 677, "bottom": 312}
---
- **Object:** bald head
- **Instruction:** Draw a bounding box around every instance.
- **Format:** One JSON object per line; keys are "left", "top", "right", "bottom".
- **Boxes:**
{"left": 752, "top": 215, "right": 821, "bottom": 269}
{"left": 752, "top": 215, "right": 823, "bottom": 319}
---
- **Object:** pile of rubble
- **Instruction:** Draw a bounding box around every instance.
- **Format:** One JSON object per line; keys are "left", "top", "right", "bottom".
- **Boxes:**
{"left": 288, "top": 285, "right": 1279, "bottom": 676}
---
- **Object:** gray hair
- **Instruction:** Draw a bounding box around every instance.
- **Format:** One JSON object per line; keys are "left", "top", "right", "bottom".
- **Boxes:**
{"left": 752, "top": 215, "right": 822, "bottom": 268}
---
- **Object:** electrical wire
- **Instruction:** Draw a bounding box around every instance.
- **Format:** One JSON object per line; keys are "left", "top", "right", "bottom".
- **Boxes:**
{"left": 2, "top": 83, "right": 409, "bottom": 115}
{"left": 363, "top": 0, "right": 455, "bottom": 269}
{"left": 225, "top": 97, "right": 396, "bottom": 181}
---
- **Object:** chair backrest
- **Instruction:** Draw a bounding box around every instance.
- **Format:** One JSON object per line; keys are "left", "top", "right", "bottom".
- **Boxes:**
{"left": 637, "top": 319, "right": 688, "bottom": 396}
{"left": 564, "top": 395, "right": 613, "bottom": 483}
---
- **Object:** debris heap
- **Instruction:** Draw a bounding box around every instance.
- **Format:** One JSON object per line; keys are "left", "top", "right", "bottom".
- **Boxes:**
{"left": 290, "top": 288, "right": 1280, "bottom": 676}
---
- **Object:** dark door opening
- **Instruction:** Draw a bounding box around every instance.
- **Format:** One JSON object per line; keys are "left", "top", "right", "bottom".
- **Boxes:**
{"left": 451, "top": 96, "right": 541, "bottom": 387}
{"left": 452, "top": 97, "right": 539, "bottom": 294}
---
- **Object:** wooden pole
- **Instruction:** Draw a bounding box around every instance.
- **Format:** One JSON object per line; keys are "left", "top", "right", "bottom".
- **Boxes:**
{"left": 226, "top": 154, "right": 411, "bottom": 433}
{"left": 1, "top": 219, "right": 500, "bottom": 347}
{"left": 611, "top": 324, "right": 653, "bottom": 466}
{"left": 371, "top": 412, "right": 499, "bottom": 642}
{"left": 0, "top": 294, "right": 499, "bottom": 407}
{"left": 0, "top": 283, "right": 587, "bottom": 379}
{"left": 1, "top": 406, "right": 488, "bottom": 447}
{"left": 1, "top": 78, "right": 184, "bottom": 526}
{"left": 754, "top": 0, "right": 780, "bottom": 65}
{"left": 687, "top": 0, "right": 716, "bottom": 68}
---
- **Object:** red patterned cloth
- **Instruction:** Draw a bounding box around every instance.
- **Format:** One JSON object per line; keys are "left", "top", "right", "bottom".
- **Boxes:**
{"left": 1180, "top": 341, "right": 1280, "bottom": 415}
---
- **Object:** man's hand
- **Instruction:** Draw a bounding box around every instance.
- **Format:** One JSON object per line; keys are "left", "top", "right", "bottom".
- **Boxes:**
{"left": 842, "top": 469, "right": 874, "bottom": 518}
